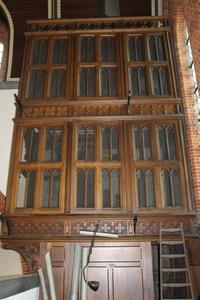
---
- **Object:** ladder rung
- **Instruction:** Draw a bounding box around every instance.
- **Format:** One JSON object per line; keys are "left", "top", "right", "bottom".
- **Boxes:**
{"left": 161, "top": 254, "right": 185, "bottom": 258}
{"left": 162, "top": 268, "right": 188, "bottom": 272}
{"left": 162, "top": 283, "right": 191, "bottom": 287}
{"left": 160, "top": 223, "right": 193, "bottom": 300}
{"left": 161, "top": 241, "right": 183, "bottom": 245}
{"left": 161, "top": 228, "right": 182, "bottom": 232}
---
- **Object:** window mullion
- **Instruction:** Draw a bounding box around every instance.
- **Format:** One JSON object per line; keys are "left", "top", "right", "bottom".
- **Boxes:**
{"left": 170, "top": 170, "right": 175, "bottom": 207}
{"left": 137, "top": 68, "right": 140, "bottom": 96}
{"left": 109, "top": 171, "right": 112, "bottom": 208}
{"left": 49, "top": 172, "right": 53, "bottom": 208}
{"left": 166, "top": 128, "right": 170, "bottom": 160}
{"left": 155, "top": 37, "right": 158, "bottom": 61}
{"left": 144, "top": 171, "right": 148, "bottom": 207}
{"left": 85, "top": 128, "right": 87, "bottom": 160}
{"left": 56, "top": 71, "right": 60, "bottom": 96}
{"left": 159, "top": 67, "right": 163, "bottom": 95}
{"left": 24, "top": 172, "right": 29, "bottom": 208}
{"left": 108, "top": 69, "right": 111, "bottom": 96}
{"left": 52, "top": 130, "right": 55, "bottom": 160}
{"left": 29, "top": 131, "right": 34, "bottom": 161}
{"left": 84, "top": 170, "right": 87, "bottom": 208}
{"left": 142, "top": 128, "right": 145, "bottom": 161}
{"left": 109, "top": 128, "right": 111, "bottom": 160}
{"left": 86, "top": 70, "right": 89, "bottom": 96}
{"left": 135, "top": 37, "right": 138, "bottom": 61}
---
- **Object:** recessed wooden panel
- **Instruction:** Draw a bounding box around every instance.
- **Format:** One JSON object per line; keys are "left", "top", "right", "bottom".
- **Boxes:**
{"left": 87, "top": 266, "right": 109, "bottom": 300}
{"left": 51, "top": 246, "right": 65, "bottom": 262}
{"left": 40, "top": 242, "right": 154, "bottom": 299}
{"left": 90, "top": 245, "right": 142, "bottom": 262}
{"left": 53, "top": 266, "right": 65, "bottom": 300}
{"left": 113, "top": 266, "right": 144, "bottom": 300}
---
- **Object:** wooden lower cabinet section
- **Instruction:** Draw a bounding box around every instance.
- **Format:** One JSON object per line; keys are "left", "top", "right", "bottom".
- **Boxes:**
{"left": 47, "top": 241, "right": 154, "bottom": 300}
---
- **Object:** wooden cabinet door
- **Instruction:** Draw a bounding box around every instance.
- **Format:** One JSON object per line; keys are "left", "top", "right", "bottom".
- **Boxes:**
{"left": 112, "top": 266, "right": 144, "bottom": 300}
{"left": 47, "top": 241, "right": 154, "bottom": 300}
{"left": 86, "top": 242, "right": 154, "bottom": 300}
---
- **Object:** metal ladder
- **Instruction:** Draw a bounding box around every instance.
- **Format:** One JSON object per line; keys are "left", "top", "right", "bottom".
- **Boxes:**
{"left": 159, "top": 223, "right": 194, "bottom": 300}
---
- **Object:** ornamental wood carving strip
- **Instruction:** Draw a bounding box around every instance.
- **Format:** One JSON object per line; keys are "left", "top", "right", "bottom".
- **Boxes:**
{"left": 21, "top": 103, "right": 181, "bottom": 119}
{"left": 8, "top": 218, "right": 197, "bottom": 237}
{"left": 27, "top": 17, "right": 169, "bottom": 32}
{"left": 9, "top": 220, "right": 64, "bottom": 235}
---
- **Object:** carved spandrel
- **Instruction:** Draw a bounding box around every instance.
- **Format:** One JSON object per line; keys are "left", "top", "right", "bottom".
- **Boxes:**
{"left": 3, "top": 243, "right": 40, "bottom": 273}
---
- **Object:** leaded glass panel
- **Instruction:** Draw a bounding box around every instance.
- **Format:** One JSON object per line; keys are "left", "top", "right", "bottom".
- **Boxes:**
{"left": 31, "top": 39, "right": 48, "bottom": 65}
{"left": 45, "top": 127, "right": 63, "bottom": 161}
{"left": 49, "top": 69, "right": 65, "bottom": 97}
{"left": 80, "top": 36, "right": 95, "bottom": 62}
{"left": 100, "top": 36, "right": 116, "bottom": 62}
{"left": 51, "top": 38, "right": 68, "bottom": 64}
{"left": 27, "top": 69, "right": 46, "bottom": 99}
{"left": 101, "top": 68, "right": 116, "bottom": 96}
{"left": 21, "top": 128, "right": 39, "bottom": 162}
{"left": 17, "top": 170, "right": 35, "bottom": 208}
{"left": 128, "top": 36, "right": 144, "bottom": 62}
{"left": 79, "top": 68, "right": 95, "bottom": 96}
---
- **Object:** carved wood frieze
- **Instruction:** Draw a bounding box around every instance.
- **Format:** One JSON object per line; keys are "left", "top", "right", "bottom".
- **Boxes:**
{"left": 21, "top": 103, "right": 181, "bottom": 119}
{"left": 70, "top": 219, "right": 197, "bottom": 236}
{"left": 28, "top": 18, "right": 168, "bottom": 33}
{"left": 8, "top": 218, "right": 197, "bottom": 237}
{"left": 3, "top": 243, "right": 40, "bottom": 273}
{"left": 9, "top": 220, "right": 64, "bottom": 236}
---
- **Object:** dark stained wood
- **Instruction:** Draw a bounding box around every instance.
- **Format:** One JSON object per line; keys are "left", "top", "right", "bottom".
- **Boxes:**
{"left": 3, "top": 13, "right": 199, "bottom": 300}
{"left": 1, "top": 0, "right": 151, "bottom": 77}
{"left": 120, "top": 0, "right": 151, "bottom": 16}
{"left": 2, "top": 0, "right": 47, "bottom": 77}
{"left": 61, "top": 0, "right": 98, "bottom": 19}
{"left": 48, "top": 242, "right": 154, "bottom": 300}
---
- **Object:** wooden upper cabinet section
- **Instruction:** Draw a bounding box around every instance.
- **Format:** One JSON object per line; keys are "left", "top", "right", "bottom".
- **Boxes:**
{"left": 22, "top": 35, "right": 71, "bottom": 102}
{"left": 20, "top": 17, "right": 178, "bottom": 102}
{"left": 8, "top": 119, "right": 192, "bottom": 215}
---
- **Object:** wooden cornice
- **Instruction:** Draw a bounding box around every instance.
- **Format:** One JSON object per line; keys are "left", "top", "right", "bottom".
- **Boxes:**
{"left": 25, "top": 16, "right": 169, "bottom": 34}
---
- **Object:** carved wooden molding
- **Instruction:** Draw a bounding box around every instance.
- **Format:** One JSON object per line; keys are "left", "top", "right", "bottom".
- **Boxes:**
{"left": 27, "top": 17, "right": 169, "bottom": 33}
{"left": 21, "top": 103, "right": 181, "bottom": 119}
{"left": 8, "top": 218, "right": 197, "bottom": 237}
{"left": 70, "top": 219, "right": 197, "bottom": 236}
{"left": 3, "top": 243, "right": 40, "bottom": 273}
{"left": 9, "top": 220, "right": 64, "bottom": 236}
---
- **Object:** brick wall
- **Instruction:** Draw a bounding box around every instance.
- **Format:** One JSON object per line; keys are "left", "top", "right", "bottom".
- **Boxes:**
{"left": 20, "top": 256, "right": 29, "bottom": 274}
{"left": 167, "top": 0, "right": 200, "bottom": 222}
{"left": 181, "top": 0, "right": 200, "bottom": 87}
{"left": 0, "top": 191, "right": 6, "bottom": 213}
